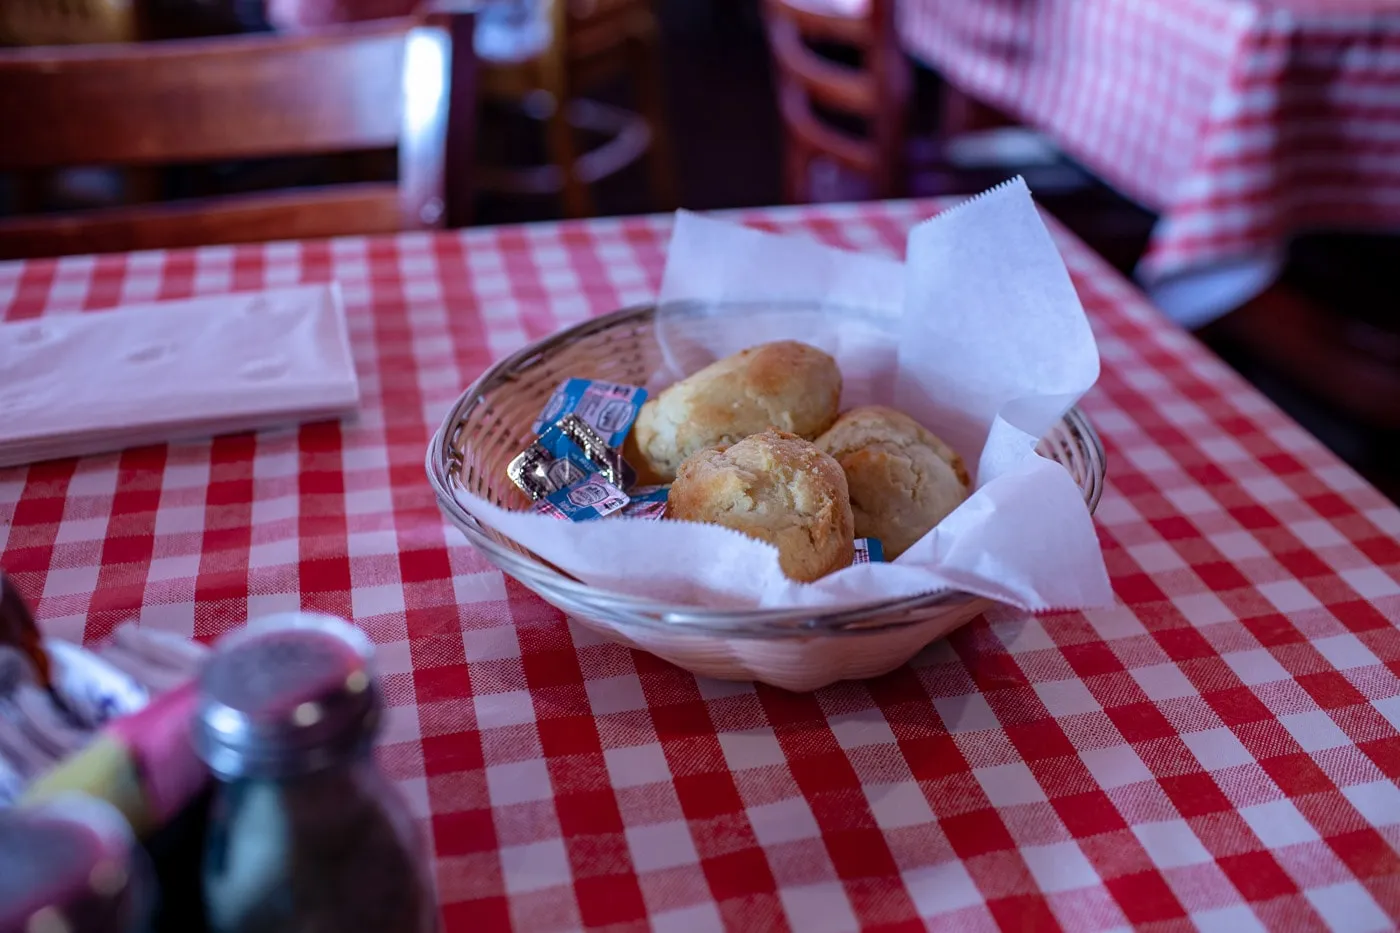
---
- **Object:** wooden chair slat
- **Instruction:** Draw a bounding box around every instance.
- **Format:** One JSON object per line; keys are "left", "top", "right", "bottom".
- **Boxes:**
{"left": 0, "top": 9, "right": 475, "bottom": 259}
{"left": 764, "top": 0, "right": 908, "bottom": 201}
{"left": 0, "top": 183, "right": 405, "bottom": 260}
{"left": 0, "top": 22, "right": 411, "bottom": 170}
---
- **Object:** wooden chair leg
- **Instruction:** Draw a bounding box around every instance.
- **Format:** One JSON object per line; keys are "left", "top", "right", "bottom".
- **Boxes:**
{"left": 783, "top": 139, "right": 811, "bottom": 204}
{"left": 545, "top": 95, "right": 594, "bottom": 218}
{"left": 872, "top": 54, "right": 911, "bottom": 200}
{"left": 631, "top": 34, "right": 679, "bottom": 211}
{"left": 871, "top": 143, "right": 905, "bottom": 200}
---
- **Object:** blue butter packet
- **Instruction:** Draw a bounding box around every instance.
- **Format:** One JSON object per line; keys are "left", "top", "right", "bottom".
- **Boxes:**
{"left": 537, "top": 425, "right": 594, "bottom": 481}
{"left": 852, "top": 538, "right": 885, "bottom": 564}
{"left": 533, "top": 378, "right": 648, "bottom": 448}
{"left": 531, "top": 473, "right": 630, "bottom": 521}
{"left": 538, "top": 415, "right": 634, "bottom": 490}
{"left": 508, "top": 414, "right": 634, "bottom": 501}
{"left": 620, "top": 485, "right": 668, "bottom": 520}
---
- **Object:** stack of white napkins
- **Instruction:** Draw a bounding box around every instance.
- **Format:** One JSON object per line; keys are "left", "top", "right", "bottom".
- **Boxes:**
{"left": 0, "top": 284, "right": 360, "bottom": 469}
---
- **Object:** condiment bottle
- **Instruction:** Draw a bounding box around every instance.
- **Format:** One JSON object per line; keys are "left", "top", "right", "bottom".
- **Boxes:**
{"left": 193, "top": 613, "right": 435, "bottom": 933}
{"left": 0, "top": 793, "right": 154, "bottom": 933}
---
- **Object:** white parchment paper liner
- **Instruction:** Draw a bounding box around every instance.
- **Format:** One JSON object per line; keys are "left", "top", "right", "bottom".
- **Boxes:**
{"left": 454, "top": 179, "right": 1113, "bottom": 612}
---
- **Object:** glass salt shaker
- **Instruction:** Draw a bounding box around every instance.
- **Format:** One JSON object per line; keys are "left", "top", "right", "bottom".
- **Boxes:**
{"left": 0, "top": 793, "right": 154, "bottom": 933}
{"left": 193, "top": 613, "right": 436, "bottom": 933}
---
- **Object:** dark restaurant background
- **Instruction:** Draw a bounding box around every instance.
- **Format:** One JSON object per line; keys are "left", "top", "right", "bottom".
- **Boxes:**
{"left": 1, "top": 0, "right": 1396, "bottom": 502}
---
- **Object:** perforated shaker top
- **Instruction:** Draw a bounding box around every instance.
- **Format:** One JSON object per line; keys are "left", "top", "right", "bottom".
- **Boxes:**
{"left": 193, "top": 613, "right": 380, "bottom": 780}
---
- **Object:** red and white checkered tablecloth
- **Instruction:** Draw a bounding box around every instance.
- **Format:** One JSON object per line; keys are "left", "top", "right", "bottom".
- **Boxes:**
{"left": 2, "top": 201, "right": 1400, "bottom": 932}
{"left": 900, "top": 0, "right": 1400, "bottom": 322}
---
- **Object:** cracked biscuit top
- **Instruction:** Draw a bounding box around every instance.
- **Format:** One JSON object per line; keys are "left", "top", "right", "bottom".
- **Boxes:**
{"left": 668, "top": 430, "right": 855, "bottom": 582}
{"left": 815, "top": 406, "right": 969, "bottom": 560}
{"left": 632, "top": 341, "right": 841, "bottom": 482}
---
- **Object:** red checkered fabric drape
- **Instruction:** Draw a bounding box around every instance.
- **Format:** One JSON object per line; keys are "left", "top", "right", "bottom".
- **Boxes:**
{"left": 900, "top": 0, "right": 1400, "bottom": 292}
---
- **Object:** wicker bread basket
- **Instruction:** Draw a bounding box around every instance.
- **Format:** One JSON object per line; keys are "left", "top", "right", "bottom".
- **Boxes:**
{"left": 427, "top": 301, "right": 1105, "bottom": 691}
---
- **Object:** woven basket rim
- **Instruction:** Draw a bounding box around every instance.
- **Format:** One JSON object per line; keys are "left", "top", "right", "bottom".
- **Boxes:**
{"left": 426, "top": 301, "right": 1107, "bottom": 633}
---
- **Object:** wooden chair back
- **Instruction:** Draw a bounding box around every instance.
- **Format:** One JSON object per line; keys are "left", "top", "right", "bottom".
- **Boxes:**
{"left": 0, "top": 10, "right": 476, "bottom": 259}
{"left": 763, "top": 0, "right": 908, "bottom": 201}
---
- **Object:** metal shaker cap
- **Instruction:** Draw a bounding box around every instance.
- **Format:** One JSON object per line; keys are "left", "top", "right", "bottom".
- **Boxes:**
{"left": 193, "top": 613, "right": 380, "bottom": 780}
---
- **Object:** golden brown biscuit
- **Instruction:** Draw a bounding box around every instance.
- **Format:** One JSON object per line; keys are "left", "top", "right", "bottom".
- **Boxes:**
{"left": 815, "top": 406, "right": 970, "bottom": 559}
{"left": 632, "top": 341, "right": 842, "bottom": 481}
{"left": 668, "top": 430, "right": 855, "bottom": 582}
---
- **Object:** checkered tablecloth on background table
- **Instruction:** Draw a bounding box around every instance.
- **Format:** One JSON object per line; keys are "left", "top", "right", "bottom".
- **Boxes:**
{"left": 2, "top": 200, "right": 1399, "bottom": 932}
{"left": 900, "top": 0, "right": 1400, "bottom": 325}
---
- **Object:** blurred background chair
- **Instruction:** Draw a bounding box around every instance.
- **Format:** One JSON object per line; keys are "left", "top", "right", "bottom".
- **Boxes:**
{"left": 0, "top": 0, "right": 139, "bottom": 46}
{"left": 0, "top": 0, "right": 269, "bottom": 44}
{"left": 0, "top": 0, "right": 274, "bottom": 218}
{"left": 267, "top": 0, "right": 678, "bottom": 220}
{"left": 0, "top": 9, "right": 475, "bottom": 259}
{"left": 760, "top": 0, "right": 1085, "bottom": 206}
{"left": 474, "top": 0, "right": 677, "bottom": 218}
{"left": 762, "top": 0, "right": 908, "bottom": 202}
